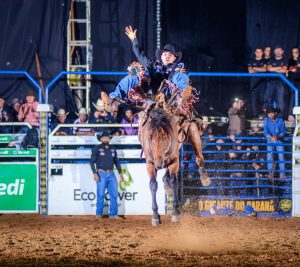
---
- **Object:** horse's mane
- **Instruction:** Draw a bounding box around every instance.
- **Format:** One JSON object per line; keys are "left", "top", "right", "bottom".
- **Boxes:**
{"left": 148, "top": 108, "right": 173, "bottom": 136}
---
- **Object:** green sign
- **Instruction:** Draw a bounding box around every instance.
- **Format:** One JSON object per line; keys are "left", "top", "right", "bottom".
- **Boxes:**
{"left": 0, "top": 164, "right": 38, "bottom": 212}
{"left": 0, "top": 135, "right": 14, "bottom": 143}
{"left": 0, "top": 149, "right": 37, "bottom": 157}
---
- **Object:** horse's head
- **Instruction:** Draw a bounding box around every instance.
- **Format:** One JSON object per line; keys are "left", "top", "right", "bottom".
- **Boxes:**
{"left": 140, "top": 108, "right": 179, "bottom": 169}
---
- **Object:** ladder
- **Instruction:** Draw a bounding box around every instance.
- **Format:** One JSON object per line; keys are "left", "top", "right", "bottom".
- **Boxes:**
{"left": 66, "top": 0, "right": 92, "bottom": 111}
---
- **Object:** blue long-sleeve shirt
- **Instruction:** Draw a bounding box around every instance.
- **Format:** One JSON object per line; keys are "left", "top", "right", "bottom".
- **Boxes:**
{"left": 263, "top": 117, "right": 286, "bottom": 139}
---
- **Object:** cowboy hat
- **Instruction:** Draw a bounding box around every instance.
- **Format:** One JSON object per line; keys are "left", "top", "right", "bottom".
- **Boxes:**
{"left": 92, "top": 99, "right": 105, "bottom": 111}
{"left": 266, "top": 107, "right": 277, "bottom": 114}
{"left": 155, "top": 44, "right": 182, "bottom": 63}
{"left": 95, "top": 130, "right": 111, "bottom": 141}
{"left": 75, "top": 107, "right": 88, "bottom": 116}
{"left": 54, "top": 108, "right": 69, "bottom": 117}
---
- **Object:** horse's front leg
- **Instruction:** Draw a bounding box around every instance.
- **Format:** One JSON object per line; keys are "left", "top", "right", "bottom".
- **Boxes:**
{"left": 168, "top": 160, "right": 180, "bottom": 222}
{"left": 187, "top": 122, "right": 211, "bottom": 186}
{"left": 146, "top": 162, "right": 161, "bottom": 226}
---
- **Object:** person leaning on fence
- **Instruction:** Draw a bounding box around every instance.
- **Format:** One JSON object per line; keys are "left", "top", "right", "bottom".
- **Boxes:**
{"left": 51, "top": 108, "right": 72, "bottom": 136}
{"left": 263, "top": 107, "right": 286, "bottom": 179}
{"left": 227, "top": 98, "right": 246, "bottom": 137}
{"left": 18, "top": 90, "right": 39, "bottom": 133}
{"left": 73, "top": 107, "right": 94, "bottom": 136}
{"left": 265, "top": 45, "right": 287, "bottom": 118}
{"left": 90, "top": 98, "right": 116, "bottom": 135}
{"left": 248, "top": 47, "right": 267, "bottom": 118}
{"left": 120, "top": 106, "right": 139, "bottom": 135}
{"left": 0, "top": 95, "right": 12, "bottom": 133}
{"left": 90, "top": 131, "right": 124, "bottom": 219}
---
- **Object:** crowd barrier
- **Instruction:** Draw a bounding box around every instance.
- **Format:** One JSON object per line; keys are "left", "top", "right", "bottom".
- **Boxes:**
{"left": 47, "top": 124, "right": 165, "bottom": 215}
{"left": 0, "top": 123, "right": 39, "bottom": 213}
{"left": 0, "top": 70, "right": 299, "bottom": 216}
{"left": 180, "top": 135, "right": 293, "bottom": 217}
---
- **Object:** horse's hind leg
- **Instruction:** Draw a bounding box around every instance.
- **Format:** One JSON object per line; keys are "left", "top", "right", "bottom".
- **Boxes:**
{"left": 187, "top": 122, "right": 211, "bottom": 186}
{"left": 146, "top": 162, "right": 161, "bottom": 226}
{"left": 168, "top": 161, "right": 180, "bottom": 222}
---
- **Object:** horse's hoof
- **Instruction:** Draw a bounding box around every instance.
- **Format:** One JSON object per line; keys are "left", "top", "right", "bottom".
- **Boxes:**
{"left": 171, "top": 214, "right": 180, "bottom": 223}
{"left": 152, "top": 218, "right": 161, "bottom": 226}
{"left": 199, "top": 167, "right": 211, "bottom": 186}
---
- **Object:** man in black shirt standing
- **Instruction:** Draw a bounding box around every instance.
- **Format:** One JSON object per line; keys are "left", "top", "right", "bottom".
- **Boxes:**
{"left": 248, "top": 47, "right": 267, "bottom": 118}
{"left": 265, "top": 45, "right": 287, "bottom": 117}
{"left": 90, "top": 131, "right": 124, "bottom": 218}
{"left": 264, "top": 46, "right": 272, "bottom": 65}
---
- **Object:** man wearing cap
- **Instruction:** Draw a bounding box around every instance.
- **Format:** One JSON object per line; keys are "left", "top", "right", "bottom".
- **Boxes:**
{"left": 73, "top": 107, "right": 94, "bottom": 135}
{"left": 265, "top": 45, "right": 287, "bottom": 117}
{"left": 18, "top": 90, "right": 39, "bottom": 133}
{"left": 51, "top": 108, "right": 72, "bottom": 136}
{"left": 125, "top": 26, "right": 189, "bottom": 100}
{"left": 90, "top": 131, "right": 124, "bottom": 218}
{"left": 263, "top": 107, "right": 286, "bottom": 179}
{"left": 0, "top": 95, "right": 12, "bottom": 133}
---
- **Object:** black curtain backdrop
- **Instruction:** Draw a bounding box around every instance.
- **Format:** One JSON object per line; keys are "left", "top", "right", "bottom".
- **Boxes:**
{"left": 89, "top": 0, "right": 155, "bottom": 103}
{"left": 161, "top": 0, "right": 300, "bottom": 114}
{"left": 0, "top": 0, "right": 75, "bottom": 111}
{"left": 0, "top": 0, "right": 299, "bottom": 114}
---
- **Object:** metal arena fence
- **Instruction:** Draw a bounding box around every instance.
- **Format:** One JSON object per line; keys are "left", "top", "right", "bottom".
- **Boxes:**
{"left": 0, "top": 70, "right": 298, "bottom": 217}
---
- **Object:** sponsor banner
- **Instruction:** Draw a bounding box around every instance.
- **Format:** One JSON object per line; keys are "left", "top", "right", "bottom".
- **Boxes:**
{"left": 181, "top": 198, "right": 292, "bottom": 217}
{"left": 49, "top": 135, "right": 140, "bottom": 146}
{"left": 0, "top": 149, "right": 37, "bottom": 157}
{"left": 48, "top": 163, "right": 165, "bottom": 215}
{"left": 0, "top": 135, "right": 14, "bottom": 143}
{"left": 0, "top": 164, "right": 38, "bottom": 212}
{"left": 50, "top": 149, "right": 144, "bottom": 159}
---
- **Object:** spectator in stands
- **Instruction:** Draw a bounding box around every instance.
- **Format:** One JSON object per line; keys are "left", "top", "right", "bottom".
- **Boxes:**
{"left": 111, "top": 102, "right": 121, "bottom": 123}
{"left": 51, "top": 108, "right": 72, "bottom": 136}
{"left": 228, "top": 98, "right": 246, "bottom": 137}
{"left": 264, "top": 46, "right": 272, "bottom": 65}
{"left": 227, "top": 150, "right": 248, "bottom": 196}
{"left": 18, "top": 90, "right": 39, "bottom": 133}
{"left": 120, "top": 107, "right": 138, "bottom": 135}
{"left": 265, "top": 45, "right": 287, "bottom": 118}
{"left": 248, "top": 47, "right": 267, "bottom": 118}
{"left": 90, "top": 131, "right": 124, "bottom": 219}
{"left": 287, "top": 47, "right": 300, "bottom": 118}
{"left": 90, "top": 99, "right": 115, "bottom": 135}
{"left": 264, "top": 107, "right": 286, "bottom": 179}
{"left": 0, "top": 95, "right": 12, "bottom": 133}
{"left": 247, "top": 145, "right": 270, "bottom": 196}
{"left": 73, "top": 107, "right": 94, "bottom": 135}
{"left": 10, "top": 98, "right": 21, "bottom": 122}
{"left": 206, "top": 137, "right": 227, "bottom": 195}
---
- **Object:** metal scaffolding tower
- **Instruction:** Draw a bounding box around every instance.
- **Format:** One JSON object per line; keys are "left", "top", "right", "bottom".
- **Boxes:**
{"left": 67, "top": 0, "right": 92, "bottom": 111}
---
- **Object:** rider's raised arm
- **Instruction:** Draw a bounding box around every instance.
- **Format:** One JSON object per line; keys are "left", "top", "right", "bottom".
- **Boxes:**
{"left": 125, "top": 25, "right": 152, "bottom": 70}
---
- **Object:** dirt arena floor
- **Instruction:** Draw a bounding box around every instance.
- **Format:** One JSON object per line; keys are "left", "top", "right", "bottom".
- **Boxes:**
{"left": 1, "top": 214, "right": 300, "bottom": 266}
